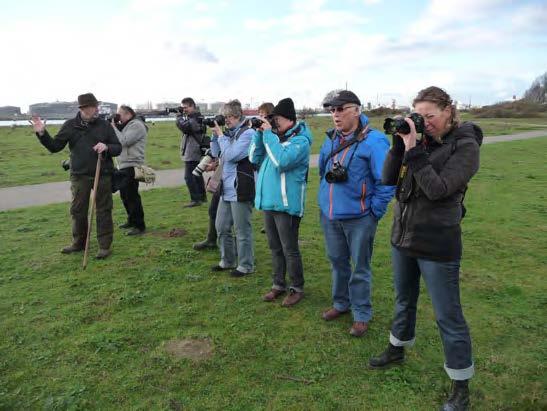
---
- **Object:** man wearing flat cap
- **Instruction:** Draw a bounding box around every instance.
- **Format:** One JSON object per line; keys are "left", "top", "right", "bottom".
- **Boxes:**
{"left": 31, "top": 93, "right": 122, "bottom": 259}
{"left": 318, "top": 89, "right": 395, "bottom": 336}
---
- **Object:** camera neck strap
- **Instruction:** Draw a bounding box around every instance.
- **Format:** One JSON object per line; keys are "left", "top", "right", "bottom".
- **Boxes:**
{"left": 327, "top": 125, "right": 369, "bottom": 161}
{"left": 280, "top": 124, "right": 302, "bottom": 143}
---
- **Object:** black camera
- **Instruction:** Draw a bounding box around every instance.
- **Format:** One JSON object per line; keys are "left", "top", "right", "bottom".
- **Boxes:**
{"left": 166, "top": 107, "right": 183, "bottom": 114}
{"left": 325, "top": 162, "right": 348, "bottom": 184}
{"left": 249, "top": 115, "right": 277, "bottom": 131}
{"left": 61, "top": 159, "right": 70, "bottom": 171}
{"left": 203, "top": 114, "right": 226, "bottom": 127}
{"left": 98, "top": 113, "right": 122, "bottom": 124}
{"left": 109, "top": 113, "right": 121, "bottom": 123}
{"left": 383, "top": 112, "right": 425, "bottom": 135}
{"left": 250, "top": 117, "right": 264, "bottom": 129}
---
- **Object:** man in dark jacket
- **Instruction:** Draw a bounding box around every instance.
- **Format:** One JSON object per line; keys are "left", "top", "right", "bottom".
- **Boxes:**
{"left": 31, "top": 93, "right": 122, "bottom": 259}
{"left": 177, "top": 97, "right": 208, "bottom": 207}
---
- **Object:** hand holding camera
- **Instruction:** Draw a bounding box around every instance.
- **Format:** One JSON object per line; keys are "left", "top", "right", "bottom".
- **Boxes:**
{"left": 383, "top": 113, "right": 425, "bottom": 152}
{"left": 211, "top": 121, "right": 223, "bottom": 138}
{"left": 399, "top": 119, "right": 418, "bottom": 151}
{"left": 257, "top": 116, "right": 272, "bottom": 131}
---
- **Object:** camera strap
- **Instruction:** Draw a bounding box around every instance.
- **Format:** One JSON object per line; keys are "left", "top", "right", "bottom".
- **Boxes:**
{"left": 327, "top": 125, "right": 369, "bottom": 161}
{"left": 279, "top": 124, "right": 302, "bottom": 143}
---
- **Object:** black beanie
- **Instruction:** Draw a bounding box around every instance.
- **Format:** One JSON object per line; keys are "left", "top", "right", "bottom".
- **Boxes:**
{"left": 272, "top": 98, "right": 296, "bottom": 122}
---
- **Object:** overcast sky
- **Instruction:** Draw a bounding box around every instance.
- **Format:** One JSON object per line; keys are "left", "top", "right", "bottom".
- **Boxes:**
{"left": 1, "top": 0, "right": 546, "bottom": 112}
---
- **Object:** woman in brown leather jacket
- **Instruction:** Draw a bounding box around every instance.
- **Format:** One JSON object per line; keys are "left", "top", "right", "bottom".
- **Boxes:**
{"left": 369, "top": 86, "right": 482, "bottom": 411}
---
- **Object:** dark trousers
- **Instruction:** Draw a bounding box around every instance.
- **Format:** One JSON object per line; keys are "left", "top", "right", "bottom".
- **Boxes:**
{"left": 184, "top": 161, "right": 206, "bottom": 202}
{"left": 263, "top": 211, "right": 304, "bottom": 292}
{"left": 389, "top": 246, "right": 474, "bottom": 380}
{"left": 119, "top": 167, "right": 145, "bottom": 230}
{"left": 209, "top": 189, "right": 221, "bottom": 220}
{"left": 70, "top": 174, "right": 113, "bottom": 250}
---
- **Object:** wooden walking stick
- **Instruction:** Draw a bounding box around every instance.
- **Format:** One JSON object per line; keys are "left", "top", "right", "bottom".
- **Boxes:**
{"left": 82, "top": 153, "right": 102, "bottom": 269}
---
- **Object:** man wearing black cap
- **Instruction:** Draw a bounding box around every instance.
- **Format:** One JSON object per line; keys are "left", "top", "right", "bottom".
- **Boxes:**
{"left": 30, "top": 93, "right": 122, "bottom": 259}
{"left": 249, "top": 98, "right": 313, "bottom": 307}
{"left": 318, "top": 89, "right": 395, "bottom": 336}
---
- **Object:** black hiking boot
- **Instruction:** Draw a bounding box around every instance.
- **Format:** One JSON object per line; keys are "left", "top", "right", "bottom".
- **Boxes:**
{"left": 369, "top": 343, "right": 405, "bottom": 369}
{"left": 440, "top": 380, "right": 470, "bottom": 411}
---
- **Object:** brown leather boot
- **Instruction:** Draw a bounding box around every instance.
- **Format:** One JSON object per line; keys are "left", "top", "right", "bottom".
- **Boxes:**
{"left": 281, "top": 291, "right": 304, "bottom": 307}
{"left": 322, "top": 307, "right": 349, "bottom": 321}
{"left": 349, "top": 321, "right": 368, "bottom": 337}
{"left": 262, "top": 288, "right": 286, "bottom": 302}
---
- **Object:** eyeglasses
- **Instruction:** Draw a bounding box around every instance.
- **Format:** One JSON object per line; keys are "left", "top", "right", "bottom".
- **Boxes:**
{"left": 328, "top": 105, "right": 357, "bottom": 113}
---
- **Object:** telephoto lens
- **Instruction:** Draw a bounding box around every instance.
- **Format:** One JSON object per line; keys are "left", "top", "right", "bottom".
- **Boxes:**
{"left": 192, "top": 150, "right": 214, "bottom": 177}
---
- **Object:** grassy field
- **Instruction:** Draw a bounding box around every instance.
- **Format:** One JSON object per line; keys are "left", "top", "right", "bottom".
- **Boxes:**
{"left": 0, "top": 138, "right": 546, "bottom": 410}
{"left": 1, "top": 115, "right": 547, "bottom": 188}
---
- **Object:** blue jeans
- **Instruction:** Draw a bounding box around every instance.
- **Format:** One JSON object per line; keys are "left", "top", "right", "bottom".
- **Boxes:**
{"left": 215, "top": 199, "right": 254, "bottom": 273}
{"left": 389, "top": 246, "right": 474, "bottom": 380}
{"left": 320, "top": 212, "right": 378, "bottom": 322}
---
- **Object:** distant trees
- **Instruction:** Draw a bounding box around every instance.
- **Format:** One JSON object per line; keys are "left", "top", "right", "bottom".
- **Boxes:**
{"left": 297, "top": 107, "right": 319, "bottom": 118}
{"left": 523, "top": 72, "right": 547, "bottom": 104}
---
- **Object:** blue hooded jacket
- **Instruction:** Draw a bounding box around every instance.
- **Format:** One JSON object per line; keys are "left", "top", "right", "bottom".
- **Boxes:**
{"left": 249, "top": 121, "right": 313, "bottom": 217}
{"left": 318, "top": 114, "right": 395, "bottom": 220}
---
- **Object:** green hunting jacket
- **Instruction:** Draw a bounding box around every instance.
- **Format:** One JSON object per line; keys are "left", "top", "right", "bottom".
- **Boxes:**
{"left": 37, "top": 113, "right": 122, "bottom": 176}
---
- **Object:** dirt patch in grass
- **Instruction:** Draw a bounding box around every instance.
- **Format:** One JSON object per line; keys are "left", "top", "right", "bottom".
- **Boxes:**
{"left": 164, "top": 338, "right": 213, "bottom": 361}
{"left": 150, "top": 228, "right": 187, "bottom": 238}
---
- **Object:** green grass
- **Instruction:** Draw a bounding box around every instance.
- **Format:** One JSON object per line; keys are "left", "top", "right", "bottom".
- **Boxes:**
{"left": 2, "top": 115, "right": 547, "bottom": 188}
{"left": 1, "top": 138, "right": 546, "bottom": 410}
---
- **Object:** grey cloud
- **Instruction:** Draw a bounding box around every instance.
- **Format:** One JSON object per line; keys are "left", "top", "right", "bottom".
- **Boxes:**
{"left": 174, "top": 42, "right": 219, "bottom": 63}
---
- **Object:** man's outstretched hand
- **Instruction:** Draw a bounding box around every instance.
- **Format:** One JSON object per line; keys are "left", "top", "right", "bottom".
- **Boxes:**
{"left": 29, "top": 116, "right": 46, "bottom": 136}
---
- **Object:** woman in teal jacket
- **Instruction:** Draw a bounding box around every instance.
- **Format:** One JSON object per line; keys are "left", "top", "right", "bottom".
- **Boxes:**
{"left": 249, "top": 98, "right": 312, "bottom": 307}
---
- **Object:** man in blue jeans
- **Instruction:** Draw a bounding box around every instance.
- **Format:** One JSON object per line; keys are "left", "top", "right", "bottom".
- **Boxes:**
{"left": 318, "top": 90, "right": 395, "bottom": 337}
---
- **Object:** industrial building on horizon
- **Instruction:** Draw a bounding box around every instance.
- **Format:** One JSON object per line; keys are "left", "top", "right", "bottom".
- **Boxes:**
{"left": 27, "top": 101, "right": 117, "bottom": 119}
{"left": 0, "top": 106, "right": 22, "bottom": 118}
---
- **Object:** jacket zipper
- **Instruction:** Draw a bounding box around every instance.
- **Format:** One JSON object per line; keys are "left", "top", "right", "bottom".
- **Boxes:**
{"left": 398, "top": 203, "right": 409, "bottom": 246}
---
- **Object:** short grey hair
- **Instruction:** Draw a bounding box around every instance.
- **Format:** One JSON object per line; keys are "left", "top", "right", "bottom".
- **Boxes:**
{"left": 221, "top": 99, "right": 243, "bottom": 119}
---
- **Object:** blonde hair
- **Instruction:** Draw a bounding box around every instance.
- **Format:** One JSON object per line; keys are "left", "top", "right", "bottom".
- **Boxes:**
{"left": 413, "top": 86, "right": 460, "bottom": 130}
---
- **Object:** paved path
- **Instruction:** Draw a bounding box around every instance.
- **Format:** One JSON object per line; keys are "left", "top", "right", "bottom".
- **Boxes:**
{"left": 1, "top": 130, "right": 546, "bottom": 212}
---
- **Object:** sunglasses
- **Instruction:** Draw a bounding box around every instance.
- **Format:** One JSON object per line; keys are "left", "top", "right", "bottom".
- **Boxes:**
{"left": 328, "top": 105, "right": 357, "bottom": 113}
